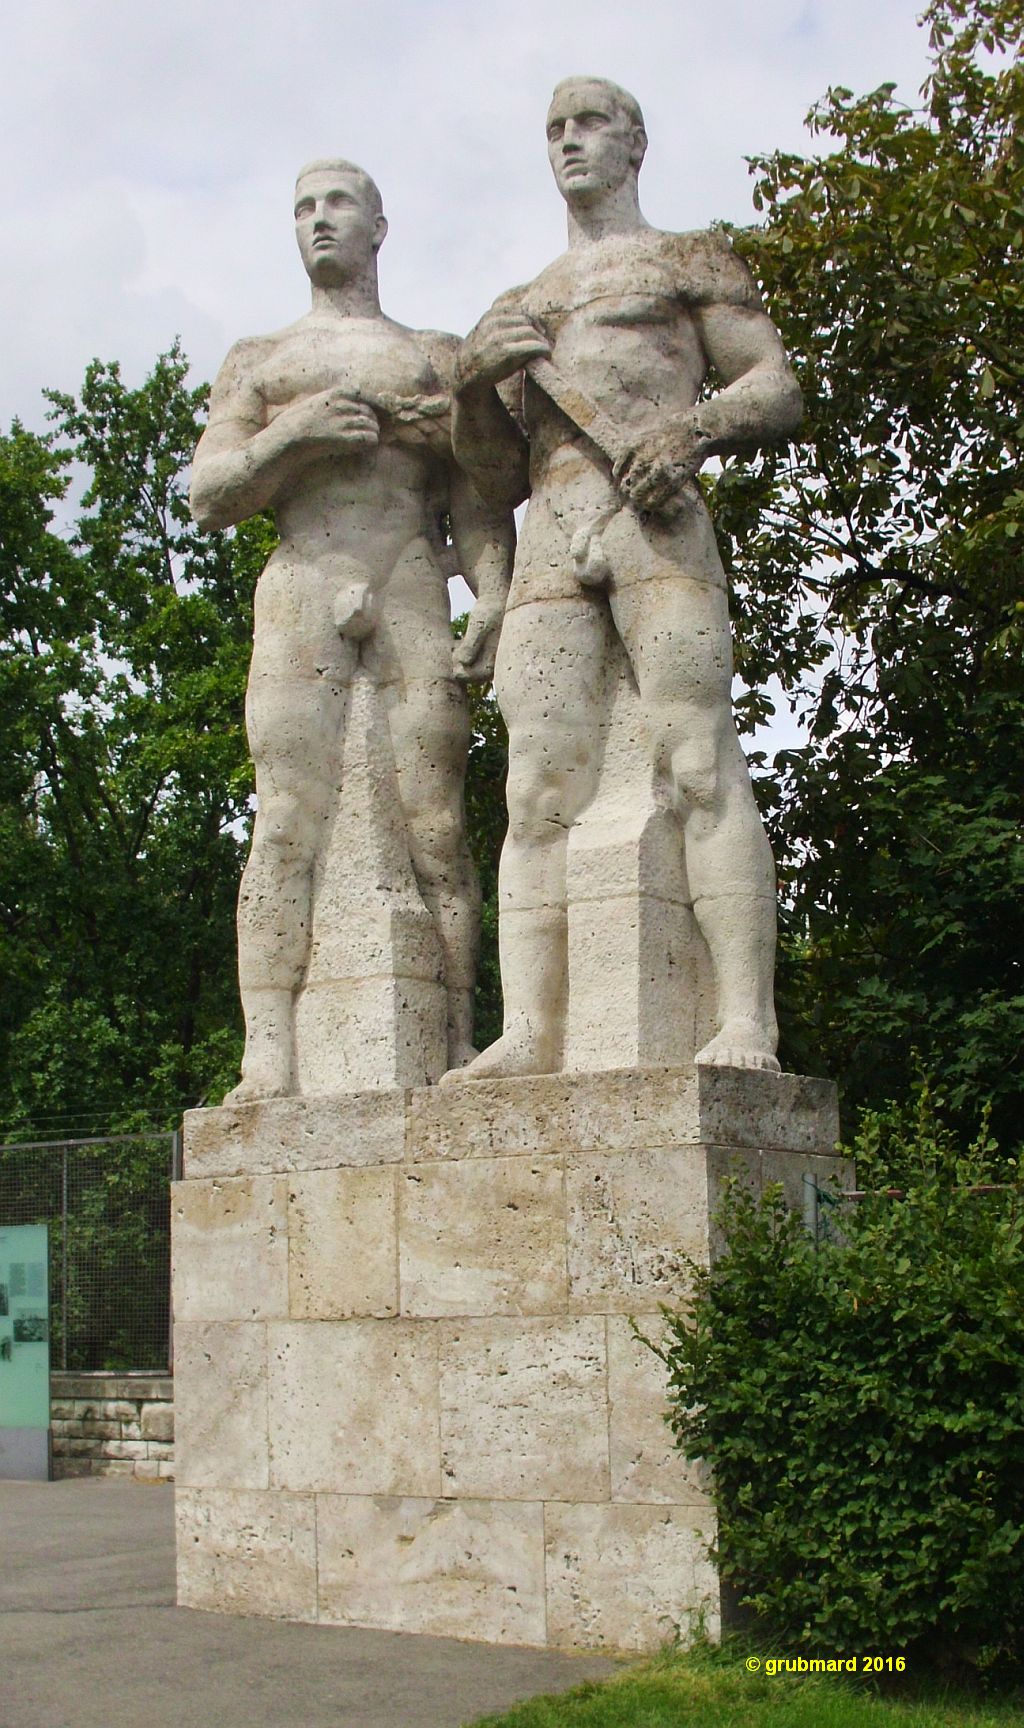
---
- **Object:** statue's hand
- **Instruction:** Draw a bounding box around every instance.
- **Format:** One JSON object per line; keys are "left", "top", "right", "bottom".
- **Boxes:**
{"left": 280, "top": 388, "right": 380, "bottom": 454}
{"left": 452, "top": 600, "right": 504, "bottom": 683}
{"left": 615, "top": 416, "right": 710, "bottom": 516}
{"left": 457, "top": 310, "right": 551, "bottom": 390}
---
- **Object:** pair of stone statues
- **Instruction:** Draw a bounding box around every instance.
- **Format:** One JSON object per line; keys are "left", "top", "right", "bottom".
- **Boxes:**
{"left": 191, "top": 77, "right": 802, "bottom": 1102}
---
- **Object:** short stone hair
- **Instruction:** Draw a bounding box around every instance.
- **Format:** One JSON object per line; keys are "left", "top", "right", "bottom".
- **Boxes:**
{"left": 549, "top": 76, "right": 646, "bottom": 138}
{"left": 294, "top": 158, "right": 384, "bottom": 219}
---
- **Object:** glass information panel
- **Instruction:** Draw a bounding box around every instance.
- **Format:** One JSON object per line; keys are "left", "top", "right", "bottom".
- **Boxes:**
{"left": 0, "top": 1224, "right": 50, "bottom": 1431}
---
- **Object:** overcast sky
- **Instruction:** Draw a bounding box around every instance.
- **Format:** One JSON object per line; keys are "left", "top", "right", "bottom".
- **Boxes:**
{"left": 2, "top": 0, "right": 938, "bottom": 433}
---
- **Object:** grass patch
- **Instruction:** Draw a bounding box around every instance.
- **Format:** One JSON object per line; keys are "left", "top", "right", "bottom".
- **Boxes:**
{"left": 465, "top": 1643, "right": 1024, "bottom": 1727}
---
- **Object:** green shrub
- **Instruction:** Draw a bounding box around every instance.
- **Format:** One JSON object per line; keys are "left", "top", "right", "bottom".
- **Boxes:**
{"left": 659, "top": 1096, "right": 1024, "bottom": 1676}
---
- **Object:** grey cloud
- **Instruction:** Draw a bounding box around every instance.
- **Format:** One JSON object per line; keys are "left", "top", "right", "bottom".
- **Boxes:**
{"left": 2, "top": 0, "right": 931, "bottom": 423}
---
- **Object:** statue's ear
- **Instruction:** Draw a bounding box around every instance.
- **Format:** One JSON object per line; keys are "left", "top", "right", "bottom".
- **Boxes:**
{"left": 372, "top": 214, "right": 389, "bottom": 254}
{"left": 630, "top": 126, "right": 648, "bottom": 170}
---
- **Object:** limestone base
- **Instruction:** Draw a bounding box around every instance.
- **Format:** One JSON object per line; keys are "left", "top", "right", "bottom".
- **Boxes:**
{"left": 172, "top": 1067, "right": 844, "bottom": 1651}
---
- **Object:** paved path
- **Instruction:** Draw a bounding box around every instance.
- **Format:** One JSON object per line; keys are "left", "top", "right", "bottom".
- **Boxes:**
{"left": 0, "top": 1480, "right": 615, "bottom": 1728}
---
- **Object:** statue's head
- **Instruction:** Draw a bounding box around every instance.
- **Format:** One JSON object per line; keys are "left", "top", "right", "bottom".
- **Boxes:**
{"left": 545, "top": 77, "right": 647, "bottom": 205}
{"left": 293, "top": 159, "right": 388, "bottom": 286}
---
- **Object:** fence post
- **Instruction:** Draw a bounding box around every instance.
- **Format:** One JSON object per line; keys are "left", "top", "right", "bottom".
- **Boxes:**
{"left": 170, "top": 1128, "right": 183, "bottom": 1183}
{"left": 168, "top": 1128, "right": 183, "bottom": 1370}
{"left": 802, "top": 1171, "right": 820, "bottom": 1242}
{"left": 60, "top": 1145, "right": 69, "bottom": 1371}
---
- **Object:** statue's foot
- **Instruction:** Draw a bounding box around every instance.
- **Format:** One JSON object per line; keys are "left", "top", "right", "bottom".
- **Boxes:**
{"left": 446, "top": 1040, "right": 480, "bottom": 1073}
{"left": 695, "top": 1021, "right": 781, "bottom": 1074}
{"left": 438, "top": 1024, "right": 557, "bottom": 1085}
{"left": 222, "top": 1069, "right": 291, "bottom": 1105}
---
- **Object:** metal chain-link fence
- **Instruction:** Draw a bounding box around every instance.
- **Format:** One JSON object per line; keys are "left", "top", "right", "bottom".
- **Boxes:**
{"left": 0, "top": 1132, "right": 179, "bottom": 1371}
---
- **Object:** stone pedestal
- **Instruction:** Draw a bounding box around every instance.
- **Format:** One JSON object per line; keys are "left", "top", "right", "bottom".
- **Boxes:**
{"left": 564, "top": 639, "right": 714, "bottom": 1073}
{"left": 293, "top": 669, "right": 447, "bottom": 1094}
{"left": 172, "top": 1067, "right": 843, "bottom": 1651}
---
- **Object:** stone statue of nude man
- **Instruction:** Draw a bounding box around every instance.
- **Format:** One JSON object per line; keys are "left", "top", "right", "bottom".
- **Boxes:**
{"left": 450, "top": 78, "right": 802, "bottom": 1079}
{"left": 191, "top": 159, "right": 513, "bottom": 1101}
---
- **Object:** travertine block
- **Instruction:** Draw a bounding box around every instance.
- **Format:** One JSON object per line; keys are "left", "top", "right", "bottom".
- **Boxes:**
{"left": 176, "top": 1486, "right": 316, "bottom": 1619}
{"left": 183, "top": 1090, "right": 408, "bottom": 1180}
{"left": 399, "top": 1156, "right": 566, "bottom": 1317}
{"left": 288, "top": 1167, "right": 397, "bottom": 1318}
{"left": 411, "top": 1067, "right": 838, "bottom": 1164}
{"left": 545, "top": 1502, "right": 719, "bottom": 1651}
{"left": 173, "top": 1322, "right": 268, "bottom": 1489}
{"left": 172, "top": 1176, "right": 288, "bottom": 1322}
{"left": 268, "top": 1320, "right": 440, "bottom": 1495}
{"left": 607, "top": 1315, "right": 709, "bottom": 1505}
{"left": 565, "top": 894, "right": 697, "bottom": 1070}
{"left": 141, "top": 1404, "right": 175, "bottom": 1442}
{"left": 295, "top": 976, "right": 447, "bottom": 1096}
{"left": 316, "top": 1495, "right": 546, "bottom": 1643}
{"left": 409, "top": 1069, "right": 700, "bottom": 1162}
{"left": 439, "top": 1317, "right": 608, "bottom": 1500}
{"left": 698, "top": 1070, "right": 840, "bottom": 1154}
{"left": 566, "top": 1147, "right": 708, "bottom": 1310}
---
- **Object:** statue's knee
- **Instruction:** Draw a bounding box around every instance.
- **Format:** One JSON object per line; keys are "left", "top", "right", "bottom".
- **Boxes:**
{"left": 255, "top": 792, "right": 317, "bottom": 860}
{"left": 667, "top": 738, "right": 720, "bottom": 811}
{"left": 406, "top": 805, "right": 469, "bottom": 884}
{"left": 506, "top": 765, "right": 574, "bottom": 842}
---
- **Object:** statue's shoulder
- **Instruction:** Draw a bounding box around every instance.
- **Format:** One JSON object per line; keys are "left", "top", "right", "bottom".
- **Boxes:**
{"left": 412, "top": 326, "right": 460, "bottom": 386}
{"left": 656, "top": 226, "right": 762, "bottom": 309}
{"left": 491, "top": 279, "right": 538, "bottom": 315}
{"left": 213, "top": 325, "right": 290, "bottom": 381}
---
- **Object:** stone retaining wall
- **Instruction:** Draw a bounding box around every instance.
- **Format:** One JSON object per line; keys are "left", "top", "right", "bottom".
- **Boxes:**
{"left": 51, "top": 1372, "right": 174, "bottom": 1481}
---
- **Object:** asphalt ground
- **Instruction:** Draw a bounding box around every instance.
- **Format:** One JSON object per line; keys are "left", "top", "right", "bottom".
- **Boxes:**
{"left": 0, "top": 1479, "right": 616, "bottom": 1728}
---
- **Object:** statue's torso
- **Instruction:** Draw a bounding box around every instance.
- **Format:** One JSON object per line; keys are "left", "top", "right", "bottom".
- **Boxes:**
{"left": 254, "top": 314, "right": 451, "bottom": 568}
{"left": 514, "top": 232, "right": 711, "bottom": 470}
{"left": 502, "top": 230, "right": 734, "bottom": 607}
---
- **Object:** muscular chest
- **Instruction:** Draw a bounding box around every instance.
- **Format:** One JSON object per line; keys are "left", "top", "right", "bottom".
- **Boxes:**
{"left": 256, "top": 321, "right": 439, "bottom": 417}
{"left": 521, "top": 250, "right": 707, "bottom": 418}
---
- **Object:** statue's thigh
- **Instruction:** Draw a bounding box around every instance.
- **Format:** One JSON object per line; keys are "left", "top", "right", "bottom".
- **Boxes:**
{"left": 384, "top": 676, "right": 471, "bottom": 828}
{"left": 252, "top": 558, "right": 352, "bottom": 681}
{"left": 611, "top": 572, "right": 734, "bottom": 708}
{"left": 494, "top": 598, "right": 607, "bottom": 729}
{"left": 245, "top": 671, "right": 347, "bottom": 797}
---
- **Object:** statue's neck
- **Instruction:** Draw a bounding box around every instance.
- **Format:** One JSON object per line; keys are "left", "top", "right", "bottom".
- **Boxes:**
{"left": 309, "top": 274, "right": 382, "bottom": 318}
{"left": 565, "top": 181, "right": 648, "bottom": 246}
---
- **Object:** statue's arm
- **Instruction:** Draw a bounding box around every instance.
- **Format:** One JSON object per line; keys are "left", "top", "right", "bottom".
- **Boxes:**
{"left": 451, "top": 379, "right": 530, "bottom": 513}
{"left": 449, "top": 466, "right": 516, "bottom": 683}
{"left": 614, "top": 239, "right": 800, "bottom": 517}
{"left": 451, "top": 291, "right": 546, "bottom": 511}
{"left": 190, "top": 339, "right": 379, "bottom": 531}
{"left": 692, "top": 300, "right": 802, "bottom": 454}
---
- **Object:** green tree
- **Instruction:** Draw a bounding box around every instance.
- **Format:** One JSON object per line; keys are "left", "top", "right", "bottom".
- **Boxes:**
{"left": 660, "top": 1093, "right": 1024, "bottom": 1675}
{"left": 0, "top": 345, "right": 261, "bottom": 1136}
{"left": 714, "top": 0, "right": 1024, "bottom": 1141}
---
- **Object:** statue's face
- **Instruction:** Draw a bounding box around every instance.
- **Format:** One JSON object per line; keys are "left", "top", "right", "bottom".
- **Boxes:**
{"left": 545, "top": 81, "right": 641, "bottom": 204}
{"left": 294, "top": 170, "right": 385, "bottom": 286}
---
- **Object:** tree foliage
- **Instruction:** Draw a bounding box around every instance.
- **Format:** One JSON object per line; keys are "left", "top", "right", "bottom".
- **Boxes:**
{"left": 660, "top": 1091, "right": 1024, "bottom": 1676}
{"left": 1, "top": 0, "right": 1020, "bottom": 1141}
{"left": 716, "top": 0, "right": 1024, "bottom": 1141}
{"left": 0, "top": 346, "right": 260, "bottom": 1135}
